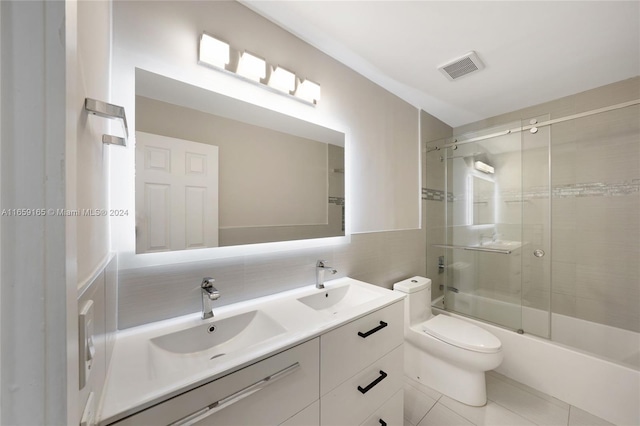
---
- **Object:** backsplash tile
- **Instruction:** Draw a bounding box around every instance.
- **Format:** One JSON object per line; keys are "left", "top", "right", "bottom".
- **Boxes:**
{"left": 78, "top": 254, "right": 117, "bottom": 421}
{"left": 118, "top": 229, "right": 425, "bottom": 329}
{"left": 118, "top": 256, "right": 245, "bottom": 329}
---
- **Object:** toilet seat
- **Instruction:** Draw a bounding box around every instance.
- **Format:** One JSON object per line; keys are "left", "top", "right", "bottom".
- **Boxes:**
{"left": 422, "top": 315, "right": 502, "bottom": 353}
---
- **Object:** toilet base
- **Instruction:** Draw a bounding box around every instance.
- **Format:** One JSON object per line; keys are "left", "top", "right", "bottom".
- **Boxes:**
{"left": 405, "top": 341, "right": 488, "bottom": 406}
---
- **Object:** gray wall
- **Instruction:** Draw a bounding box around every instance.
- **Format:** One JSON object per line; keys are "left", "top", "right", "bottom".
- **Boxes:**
{"left": 113, "top": 1, "right": 424, "bottom": 329}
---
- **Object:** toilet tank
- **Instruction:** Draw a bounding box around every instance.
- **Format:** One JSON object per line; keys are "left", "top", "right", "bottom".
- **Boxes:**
{"left": 393, "top": 276, "right": 433, "bottom": 326}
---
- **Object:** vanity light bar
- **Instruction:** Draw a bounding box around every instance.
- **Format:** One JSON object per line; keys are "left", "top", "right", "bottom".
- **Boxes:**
{"left": 295, "top": 79, "right": 321, "bottom": 105}
{"left": 237, "top": 51, "right": 267, "bottom": 82}
{"left": 199, "top": 33, "right": 230, "bottom": 69}
{"left": 474, "top": 161, "right": 494, "bottom": 174}
{"left": 268, "top": 66, "right": 296, "bottom": 93}
{"left": 197, "top": 32, "right": 321, "bottom": 105}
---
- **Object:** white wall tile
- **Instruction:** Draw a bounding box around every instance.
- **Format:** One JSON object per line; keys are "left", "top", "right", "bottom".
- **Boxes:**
{"left": 119, "top": 229, "right": 426, "bottom": 328}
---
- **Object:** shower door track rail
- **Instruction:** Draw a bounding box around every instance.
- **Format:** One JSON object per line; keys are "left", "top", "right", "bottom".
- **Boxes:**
{"left": 426, "top": 99, "right": 640, "bottom": 151}
{"left": 431, "top": 244, "right": 512, "bottom": 255}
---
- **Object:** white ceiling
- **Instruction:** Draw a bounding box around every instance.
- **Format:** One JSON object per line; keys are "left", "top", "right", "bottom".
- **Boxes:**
{"left": 242, "top": 1, "right": 640, "bottom": 127}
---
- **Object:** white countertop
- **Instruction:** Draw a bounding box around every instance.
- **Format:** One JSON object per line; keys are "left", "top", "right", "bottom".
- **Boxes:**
{"left": 98, "top": 277, "right": 405, "bottom": 425}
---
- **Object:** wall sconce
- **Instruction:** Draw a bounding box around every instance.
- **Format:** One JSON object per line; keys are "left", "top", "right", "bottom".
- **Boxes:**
{"left": 237, "top": 51, "right": 267, "bottom": 82}
{"left": 198, "top": 32, "right": 321, "bottom": 106}
{"left": 199, "top": 33, "right": 230, "bottom": 69}
{"left": 474, "top": 161, "right": 495, "bottom": 174}
{"left": 268, "top": 66, "right": 296, "bottom": 93}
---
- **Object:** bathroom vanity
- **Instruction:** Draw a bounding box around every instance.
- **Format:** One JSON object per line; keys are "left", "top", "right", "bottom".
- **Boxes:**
{"left": 98, "top": 278, "right": 405, "bottom": 426}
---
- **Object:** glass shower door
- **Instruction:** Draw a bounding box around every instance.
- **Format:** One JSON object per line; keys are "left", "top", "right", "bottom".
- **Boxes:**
{"left": 438, "top": 118, "right": 552, "bottom": 338}
{"left": 520, "top": 115, "right": 552, "bottom": 338}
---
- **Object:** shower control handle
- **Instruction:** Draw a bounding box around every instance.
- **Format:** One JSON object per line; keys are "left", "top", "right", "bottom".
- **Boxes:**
{"left": 533, "top": 249, "right": 545, "bottom": 258}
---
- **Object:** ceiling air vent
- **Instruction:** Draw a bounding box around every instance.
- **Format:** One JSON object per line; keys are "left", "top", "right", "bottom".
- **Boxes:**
{"left": 438, "top": 51, "right": 485, "bottom": 81}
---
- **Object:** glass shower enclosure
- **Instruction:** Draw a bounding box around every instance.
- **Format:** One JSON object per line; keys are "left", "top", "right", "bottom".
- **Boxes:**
{"left": 425, "top": 97, "right": 639, "bottom": 369}
{"left": 427, "top": 116, "right": 552, "bottom": 338}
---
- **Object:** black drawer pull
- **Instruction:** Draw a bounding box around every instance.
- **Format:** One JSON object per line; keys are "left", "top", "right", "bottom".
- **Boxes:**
{"left": 379, "top": 420, "right": 387, "bottom": 426}
{"left": 357, "top": 370, "right": 388, "bottom": 394}
{"left": 358, "top": 321, "right": 388, "bottom": 338}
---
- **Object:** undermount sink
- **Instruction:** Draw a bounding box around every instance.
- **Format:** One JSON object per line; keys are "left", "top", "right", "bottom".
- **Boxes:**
{"left": 150, "top": 310, "right": 286, "bottom": 356}
{"left": 297, "top": 283, "right": 381, "bottom": 315}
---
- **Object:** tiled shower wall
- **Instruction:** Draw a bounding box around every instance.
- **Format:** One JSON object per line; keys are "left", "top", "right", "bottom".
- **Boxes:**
{"left": 452, "top": 77, "right": 640, "bottom": 334}
{"left": 550, "top": 104, "right": 639, "bottom": 332}
{"left": 119, "top": 229, "right": 425, "bottom": 329}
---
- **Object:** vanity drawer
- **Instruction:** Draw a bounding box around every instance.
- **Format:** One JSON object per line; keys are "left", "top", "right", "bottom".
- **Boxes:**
{"left": 320, "top": 344, "right": 403, "bottom": 426}
{"left": 360, "top": 389, "right": 404, "bottom": 426}
{"left": 112, "top": 338, "right": 319, "bottom": 426}
{"left": 320, "top": 300, "right": 403, "bottom": 395}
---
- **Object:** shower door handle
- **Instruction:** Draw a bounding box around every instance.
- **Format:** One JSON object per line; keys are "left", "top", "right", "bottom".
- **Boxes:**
{"left": 533, "top": 249, "right": 545, "bottom": 258}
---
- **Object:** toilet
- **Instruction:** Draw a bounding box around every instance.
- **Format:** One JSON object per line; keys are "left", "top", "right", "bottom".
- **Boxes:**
{"left": 393, "top": 276, "right": 503, "bottom": 406}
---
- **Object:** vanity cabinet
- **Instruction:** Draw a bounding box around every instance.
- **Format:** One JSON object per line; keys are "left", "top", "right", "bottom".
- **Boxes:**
{"left": 112, "top": 339, "right": 319, "bottom": 426}
{"left": 107, "top": 299, "right": 404, "bottom": 426}
{"left": 360, "top": 389, "right": 404, "bottom": 426}
{"left": 320, "top": 301, "right": 404, "bottom": 426}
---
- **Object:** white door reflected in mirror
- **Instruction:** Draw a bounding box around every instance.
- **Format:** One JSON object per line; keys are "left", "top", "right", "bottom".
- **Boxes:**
{"left": 136, "top": 131, "right": 219, "bottom": 253}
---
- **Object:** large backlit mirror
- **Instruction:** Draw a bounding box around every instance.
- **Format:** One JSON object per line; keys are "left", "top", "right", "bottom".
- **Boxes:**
{"left": 472, "top": 176, "right": 495, "bottom": 225}
{"left": 134, "top": 69, "right": 345, "bottom": 254}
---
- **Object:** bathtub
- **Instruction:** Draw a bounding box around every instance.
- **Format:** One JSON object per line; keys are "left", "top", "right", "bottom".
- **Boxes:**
{"left": 433, "top": 292, "right": 640, "bottom": 425}
{"left": 440, "top": 289, "right": 640, "bottom": 370}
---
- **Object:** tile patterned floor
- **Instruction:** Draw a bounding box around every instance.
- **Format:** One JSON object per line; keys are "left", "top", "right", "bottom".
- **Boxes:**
{"left": 404, "top": 371, "right": 615, "bottom": 426}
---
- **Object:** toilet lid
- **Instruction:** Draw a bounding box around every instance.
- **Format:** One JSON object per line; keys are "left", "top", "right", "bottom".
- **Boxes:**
{"left": 423, "top": 315, "right": 502, "bottom": 353}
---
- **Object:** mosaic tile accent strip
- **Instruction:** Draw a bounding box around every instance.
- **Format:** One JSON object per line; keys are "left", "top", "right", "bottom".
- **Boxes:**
{"left": 552, "top": 180, "right": 639, "bottom": 198}
{"left": 498, "top": 180, "right": 640, "bottom": 201}
{"left": 449, "top": 180, "right": 639, "bottom": 203}
{"left": 329, "top": 196, "right": 345, "bottom": 206}
{"left": 423, "top": 188, "right": 453, "bottom": 201}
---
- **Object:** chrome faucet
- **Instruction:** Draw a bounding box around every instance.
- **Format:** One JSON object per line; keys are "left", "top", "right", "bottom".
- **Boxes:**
{"left": 201, "top": 277, "right": 220, "bottom": 319}
{"left": 316, "top": 260, "right": 337, "bottom": 289}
